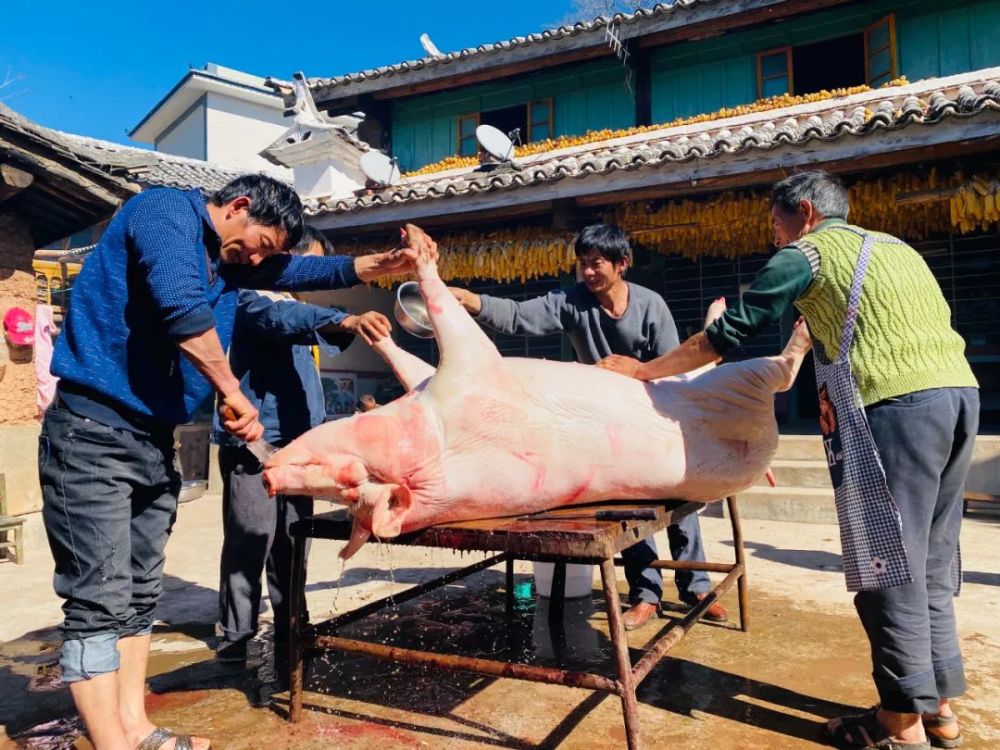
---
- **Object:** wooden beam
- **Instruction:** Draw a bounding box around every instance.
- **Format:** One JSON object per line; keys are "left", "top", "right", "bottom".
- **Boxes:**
{"left": 574, "top": 135, "right": 1000, "bottom": 208}
{"left": 636, "top": 0, "right": 853, "bottom": 48}
{"left": 894, "top": 187, "right": 957, "bottom": 205}
{"left": 320, "top": 199, "right": 554, "bottom": 239}
{"left": 369, "top": 45, "right": 614, "bottom": 102}
{"left": 0, "top": 162, "right": 34, "bottom": 202}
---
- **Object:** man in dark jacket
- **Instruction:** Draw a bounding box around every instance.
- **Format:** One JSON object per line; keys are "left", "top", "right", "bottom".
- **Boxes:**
{"left": 40, "top": 175, "right": 427, "bottom": 750}
{"left": 214, "top": 227, "right": 391, "bottom": 664}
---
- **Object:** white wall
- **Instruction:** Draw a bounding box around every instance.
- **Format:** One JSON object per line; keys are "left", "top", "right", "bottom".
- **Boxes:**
{"left": 155, "top": 101, "right": 206, "bottom": 160}
{"left": 298, "top": 285, "right": 396, "bottom": 375}
{"left": 205, "top": 93, "right": 292, "bottom": 178}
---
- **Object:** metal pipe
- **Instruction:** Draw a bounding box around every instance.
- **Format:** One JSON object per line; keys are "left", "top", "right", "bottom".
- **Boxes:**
{"left": 311, "top": 552, "right": 509, "bottom": 635}
{"left": 613, "top": 559, "right": 735, "bottom": 573}
{"left": 601, "top": 557, "right": 642, "bottom": 750}
{"left": 289, "top": 534, "right": 308, "bottom": 722}
{"left": 311, "top": 635, "right": 622, "bottom": 694}
{"left": 631, "top": 565, "right": 743, "bottom": 686}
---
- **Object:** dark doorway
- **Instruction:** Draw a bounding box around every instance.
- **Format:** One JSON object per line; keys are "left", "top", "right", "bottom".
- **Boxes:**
{"left": 480, "top": 104, "right": 528, "bottom": 146}
{"left": 793, "top": 34, "right": 866, "bottom": 95}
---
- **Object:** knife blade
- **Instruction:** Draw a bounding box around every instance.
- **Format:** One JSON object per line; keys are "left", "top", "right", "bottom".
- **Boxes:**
{"left": 220, "top": 404, "right": 279, "bottom": 464}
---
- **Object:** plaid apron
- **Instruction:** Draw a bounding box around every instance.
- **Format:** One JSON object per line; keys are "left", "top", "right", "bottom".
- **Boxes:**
{"left": 810, "top": 226, "right": 913, "bottom": 592}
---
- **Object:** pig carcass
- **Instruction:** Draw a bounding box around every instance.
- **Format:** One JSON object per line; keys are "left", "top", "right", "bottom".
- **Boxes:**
{"left": 263, "top": 243, "right": 811, "bottom": 558}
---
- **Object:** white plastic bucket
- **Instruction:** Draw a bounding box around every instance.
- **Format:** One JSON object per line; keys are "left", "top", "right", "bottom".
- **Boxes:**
{"left": 532, "top": 562, "right": 595, "bottom": 599}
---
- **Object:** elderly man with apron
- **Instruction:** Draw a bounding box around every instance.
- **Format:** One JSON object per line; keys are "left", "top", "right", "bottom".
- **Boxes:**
{"left": 599, "top": 170, "right": 979, "bottom": 750}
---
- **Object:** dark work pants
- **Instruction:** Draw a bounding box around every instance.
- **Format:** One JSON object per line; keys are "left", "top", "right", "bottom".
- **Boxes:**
{"left": 39, "top": 404, "right": 179, "bottom": 682}
{"left": 858, "top": 387, "right": 979, "bottom": 714}
{"left": 218, "top": 445, "right": 312, "bottom": 646}
{"left": 624, "top": 510, "right": 711, "bottom": 606}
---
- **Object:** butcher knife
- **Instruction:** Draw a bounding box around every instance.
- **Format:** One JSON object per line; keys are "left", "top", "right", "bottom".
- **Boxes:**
{"left": 219, "top": 405, "right": 279, "bottom": 463}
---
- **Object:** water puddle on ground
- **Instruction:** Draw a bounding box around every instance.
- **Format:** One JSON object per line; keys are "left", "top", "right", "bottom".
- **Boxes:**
{"left": 301, "top": 573, "right": 613, "bottom": 715}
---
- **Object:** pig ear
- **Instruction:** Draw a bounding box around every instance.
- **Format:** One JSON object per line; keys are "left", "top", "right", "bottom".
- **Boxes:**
{"left": 370, "top": 484, "right": 412, "bottom": 539}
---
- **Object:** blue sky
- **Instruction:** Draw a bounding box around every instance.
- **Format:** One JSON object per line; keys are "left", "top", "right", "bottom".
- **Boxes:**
{"left": 0, "top": 0, "right": 574, "bottom": 145}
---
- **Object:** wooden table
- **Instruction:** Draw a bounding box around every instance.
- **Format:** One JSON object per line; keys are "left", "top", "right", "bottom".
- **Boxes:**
{"left": 287, "top": 497, "right": 749, "bottom": 750}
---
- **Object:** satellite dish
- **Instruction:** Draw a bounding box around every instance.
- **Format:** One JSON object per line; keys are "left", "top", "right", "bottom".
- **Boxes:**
{"left": 476, "top": 125, "right": 516, "bottom": 162}
{"left": 360, "top": 150, "right": 401, "bottom": 187}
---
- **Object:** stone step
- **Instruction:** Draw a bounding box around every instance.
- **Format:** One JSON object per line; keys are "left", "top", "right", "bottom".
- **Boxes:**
{"left": 765, "top": 459, "right": 832, "bottom": 489}
{"left": 732, "top": 485, "right": 838, "bottom": 524}
{"left": 773, "top": 434, "right": 826, "bottom": 461}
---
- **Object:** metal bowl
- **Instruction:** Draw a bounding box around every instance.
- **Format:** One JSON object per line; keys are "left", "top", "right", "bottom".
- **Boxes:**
{"left": 394, "top": 281, "right": 434, "bottom": 338}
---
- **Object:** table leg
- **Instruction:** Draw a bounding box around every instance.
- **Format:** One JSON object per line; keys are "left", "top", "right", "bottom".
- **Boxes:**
{"left": 505, "top": 557, "right": 515, "bottom": 617}
{"left": 726, "top": 496, "right": 750, "bottom": 633}
{"left": 289, "top": 533, "right": 307, "bottom": 721}
{"left": 600, "top": 557, "right": 641, "bottom": 750}
{"left": 548, "top": 562, "right": 566, "bottom": 628}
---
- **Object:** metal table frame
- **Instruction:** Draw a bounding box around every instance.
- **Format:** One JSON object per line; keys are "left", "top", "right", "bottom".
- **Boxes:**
{"left": 287, "top": 497, "right": 748, "bottom": 750}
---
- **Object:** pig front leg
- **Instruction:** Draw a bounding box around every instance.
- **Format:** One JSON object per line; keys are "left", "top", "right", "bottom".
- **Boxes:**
{"left": 371, "top": 336, "right": 435, "bottom": 392}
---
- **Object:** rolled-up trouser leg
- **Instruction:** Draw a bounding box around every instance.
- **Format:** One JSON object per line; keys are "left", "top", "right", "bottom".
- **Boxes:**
{"left": 856, "top": 387, "right": 974, "bottom": 714}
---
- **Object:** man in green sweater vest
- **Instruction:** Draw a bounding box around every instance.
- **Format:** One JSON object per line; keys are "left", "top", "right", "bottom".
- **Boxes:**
{"left": 600, "top": 171, "right": 978, "bottom": 750}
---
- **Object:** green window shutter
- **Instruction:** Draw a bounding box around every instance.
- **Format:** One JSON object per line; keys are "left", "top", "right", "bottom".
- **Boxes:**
{"left": 528, "top": 99, "right": 554, "bottom": 142}
{"left": 457, "top": 113, "right": 479, "bottom": 156}
{"left": 757, "top": 48, "right": 792, "bottom": 98}
{"left": 865, "top": 14, "right": 898, "bottom": 87}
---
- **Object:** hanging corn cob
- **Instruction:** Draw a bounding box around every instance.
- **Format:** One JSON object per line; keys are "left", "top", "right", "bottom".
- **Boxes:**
{"left": 338, "top": 167, "right": 995, "bottom": 288}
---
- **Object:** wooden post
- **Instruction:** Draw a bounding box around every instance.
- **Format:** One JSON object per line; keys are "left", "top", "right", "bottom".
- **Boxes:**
{"left": 0, "top": 163, "right": 33, "bottom": 203}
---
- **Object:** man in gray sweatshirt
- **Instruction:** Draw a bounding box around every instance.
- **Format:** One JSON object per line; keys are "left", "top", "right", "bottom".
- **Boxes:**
{"left": 450, "top": 224, "right": 727, "bottom": 628}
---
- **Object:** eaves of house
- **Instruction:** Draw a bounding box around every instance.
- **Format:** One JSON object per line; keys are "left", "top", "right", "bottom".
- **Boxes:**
{"left": 302, "top": 69, "right": 1000, "bottom": 233}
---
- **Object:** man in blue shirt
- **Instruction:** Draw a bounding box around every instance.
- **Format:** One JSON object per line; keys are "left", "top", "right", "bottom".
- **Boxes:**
{"left": 213, "top": 226, "right": 391, "bottom": 667}
{"left": 39, "top": 175, "right": 430, "bottom": 750}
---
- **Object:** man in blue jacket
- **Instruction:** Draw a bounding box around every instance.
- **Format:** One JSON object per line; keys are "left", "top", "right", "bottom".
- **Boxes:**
{"left": 39, "top": 175, "right": 431, "bottom": 750}
{"left": 214, "top": 226, "right": 391, "bottom": 666}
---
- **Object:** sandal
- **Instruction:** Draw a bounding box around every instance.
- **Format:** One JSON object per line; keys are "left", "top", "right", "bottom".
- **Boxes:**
{"left": 923, "top": 713, "right": 963, "bottom": 749}
{"left": 136, "top": 727, "right": 210, "bottom": 750}
{"left": 826, "top": 706, "right": 930, "bottom": 750}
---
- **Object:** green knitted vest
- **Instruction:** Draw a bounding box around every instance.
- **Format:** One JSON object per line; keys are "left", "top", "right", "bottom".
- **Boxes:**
{"left": 795, "top": 223, "right": 977, "bottom": 406}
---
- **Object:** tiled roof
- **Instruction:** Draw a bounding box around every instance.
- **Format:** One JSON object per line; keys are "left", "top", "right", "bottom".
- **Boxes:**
{"left": 304, "top": 71, "right": 1000, "bottom": 217}
{"left": 0, "top": 102, "right": 250, "bottom": 193}
{"left": 52, "top": 132, "right": 250, "bottom": 192}
{"left": 286, "top": 0, "right": 720, "bottom": 100}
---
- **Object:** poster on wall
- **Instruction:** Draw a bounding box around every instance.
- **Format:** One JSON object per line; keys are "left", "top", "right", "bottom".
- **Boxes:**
{"left": 321, "top": 371, "right": 358, "bottom": 419}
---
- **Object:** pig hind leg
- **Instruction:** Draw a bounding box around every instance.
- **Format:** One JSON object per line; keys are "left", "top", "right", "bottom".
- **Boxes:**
{"left": 413, "top": 255, "right": 502, "bottom": 383}
{"left": 770, "top": 318, "right": 813, "bottom": 392}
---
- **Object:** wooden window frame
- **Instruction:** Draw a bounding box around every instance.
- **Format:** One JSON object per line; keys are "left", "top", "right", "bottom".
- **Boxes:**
{"left": 527, "top": 98, "right": 554, "bottom": 143}
{"left": 864, "top": 13, "right": 898, "bottom": 87}
{"left": 757, "top": 46, "right": 794, "bottom": 98}
{"left": 457, "top": 111, "right": 480, "bottom": 156}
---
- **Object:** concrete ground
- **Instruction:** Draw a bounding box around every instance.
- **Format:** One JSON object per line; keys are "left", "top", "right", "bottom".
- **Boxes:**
{"left": 1, "top": 497, "right": 998, "bottom": 749}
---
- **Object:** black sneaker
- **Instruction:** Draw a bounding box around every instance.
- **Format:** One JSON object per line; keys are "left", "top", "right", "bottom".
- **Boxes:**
{"left": 215, "top": 639, "right": 248, "bottom": 664}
